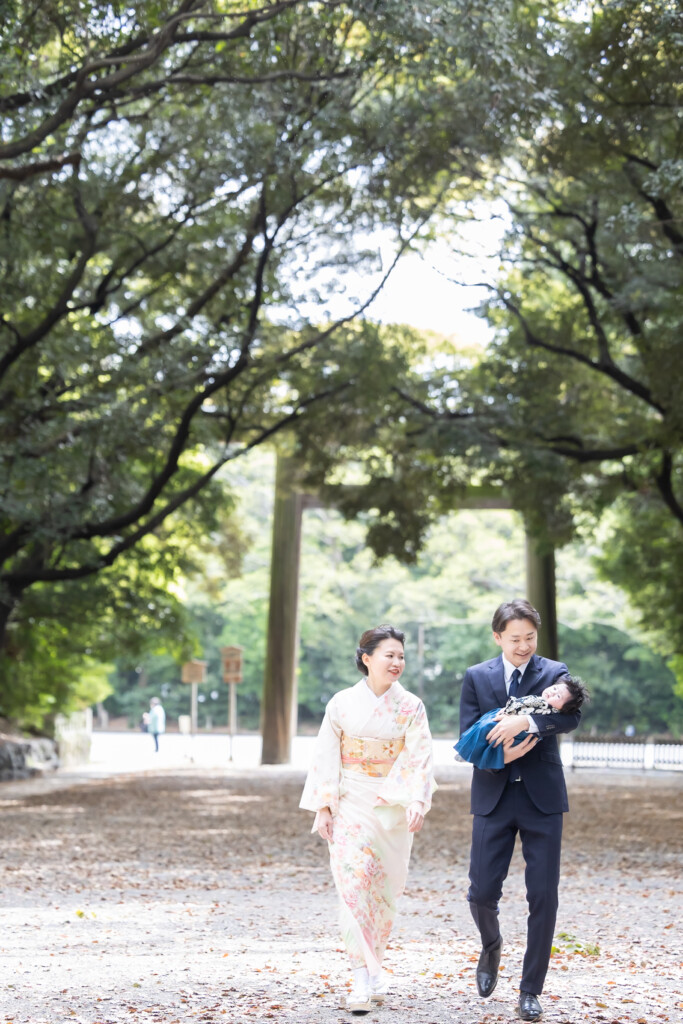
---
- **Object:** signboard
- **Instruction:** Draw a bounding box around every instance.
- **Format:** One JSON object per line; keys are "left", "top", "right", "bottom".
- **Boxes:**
{"left": 181, "top": 659, "right": 208, "bottom": 684}
{"left": 221, "top": 645, "right": 243, "bottom": 684}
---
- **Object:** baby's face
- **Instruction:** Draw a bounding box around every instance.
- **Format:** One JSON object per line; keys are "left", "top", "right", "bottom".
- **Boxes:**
{"left": 541, "top": 681, "right": 571, "bottom": 710}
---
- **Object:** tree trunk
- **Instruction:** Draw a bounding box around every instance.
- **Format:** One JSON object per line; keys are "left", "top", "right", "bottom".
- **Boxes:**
{"left": 524, "top": 526, "right": 558, "bottom": 661}
{"left": 0, "top": 595, "right": 17, "bottom": 658}
{"left": 260, "top": 452, "right": 304, "bottom": 764}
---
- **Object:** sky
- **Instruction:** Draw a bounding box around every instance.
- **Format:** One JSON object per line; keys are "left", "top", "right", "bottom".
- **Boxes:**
{"left": 354, "top": 211, "right": 506, "bottom": 346}
{"left": 286, "top": 205, "right": 505, "bottom": 346}
{"left": 365, "top": 246, "right": 493, "bottom": 346}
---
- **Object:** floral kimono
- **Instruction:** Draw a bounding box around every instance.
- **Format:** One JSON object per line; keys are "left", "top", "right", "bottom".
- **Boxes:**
{"left": 300, "top": 679, "right": 436, "bottom": 976}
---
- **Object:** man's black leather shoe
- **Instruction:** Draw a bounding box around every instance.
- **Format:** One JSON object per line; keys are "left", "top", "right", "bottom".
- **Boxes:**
{"left": 517, "top": 992, "right": 542, "bottom": 1020}
{"left": 475, "top": 937, "right": 502, "bottom": 998}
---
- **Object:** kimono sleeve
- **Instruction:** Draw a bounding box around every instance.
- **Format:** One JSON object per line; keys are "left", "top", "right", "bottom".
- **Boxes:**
{"left": 376, "top": 699, "right": 437, "bottom": 827}
{"left": 299, "top": 696, "right": 343, "bottom": 819}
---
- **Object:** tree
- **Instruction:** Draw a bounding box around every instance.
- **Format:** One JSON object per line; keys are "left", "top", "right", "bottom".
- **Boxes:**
{"left": 471, "top": 0, "right": 683, "bottom": 666}
{"left": 1, "top": 1, "right": 534, "bottom": 723}
{"left": 300, "top": 0, "right": 683, "bottom": 674}
{"left": 0, "top": 489, "right": 245, "bottom": 727}
{"left": 261, "top": 450, "right": 305, "bottom": 762}
{"left": 137, "top": 446, "right": 682, "bottom": 738}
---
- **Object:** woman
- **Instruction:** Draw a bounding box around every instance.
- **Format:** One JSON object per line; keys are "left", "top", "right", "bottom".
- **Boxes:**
{"left": 300, "top": 624, "right": 436, "bottom": 1014}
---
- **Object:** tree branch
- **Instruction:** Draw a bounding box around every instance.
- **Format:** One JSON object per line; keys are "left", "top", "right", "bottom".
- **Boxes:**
{"left": 495, "top": 289, "right": 664, "bottom": 414}
{"left": 0, "top": 181, "right": 99, "bottom": 381}
{"left": 2, "top": 381, "right": 351, "bottom": 586}
{"left": 392, "top": 387, "right": 474, "bottom": 421}
{"left": 654, "top": 450, "right": 683, "bottom": 526}
{"left": 0, "top": 1, "right": 244, "bottom": 158}
{"left": 542, "top": 441, "right": 659, "bottom": 463}
{"left": 0, "top": 151, "right": 82, "bottom": 182}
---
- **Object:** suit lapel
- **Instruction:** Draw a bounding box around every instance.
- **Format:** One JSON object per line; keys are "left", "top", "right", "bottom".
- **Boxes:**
{"left": 488, "top": 655, "right": 508, "bottom": 708}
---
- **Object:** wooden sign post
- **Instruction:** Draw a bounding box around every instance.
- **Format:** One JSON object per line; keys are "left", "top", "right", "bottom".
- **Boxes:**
{"left": 221, "top": 646, "right": 243, "bottom": 761}
{"left": 181, "top": 659, "right": 208, "bottom": 737}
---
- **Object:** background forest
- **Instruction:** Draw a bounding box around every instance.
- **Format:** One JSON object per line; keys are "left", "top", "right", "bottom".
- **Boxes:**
{"left": 103, "top": 449, "right": 683, "bottom": 738}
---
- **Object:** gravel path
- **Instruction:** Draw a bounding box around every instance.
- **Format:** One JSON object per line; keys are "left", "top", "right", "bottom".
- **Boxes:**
{"left": 1, "top": 765, "right": 682, "bottom": 1024}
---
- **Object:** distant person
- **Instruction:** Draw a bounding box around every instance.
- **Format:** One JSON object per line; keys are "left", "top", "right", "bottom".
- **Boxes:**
{"left": 148, "top": 698, "right": 165, "bottom": 752}
{"left": 455, "top": 674, "right": 589, "bottom": 770}
{"left": 300, "top": 624, "right": 435, "bottom": 1014}
{"left": 459, "top": 599, "right": 583, "bottom": 1022}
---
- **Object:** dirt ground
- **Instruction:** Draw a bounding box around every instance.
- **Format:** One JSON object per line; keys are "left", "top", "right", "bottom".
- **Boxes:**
{"left": 1, "top": 764, "right": 682, "bottom": 1024}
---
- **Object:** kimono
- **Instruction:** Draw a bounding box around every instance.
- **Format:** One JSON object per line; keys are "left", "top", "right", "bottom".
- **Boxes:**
{"left": 454, "top": 694, "right": 559, "bottom": 770}
{"left": 300, "top": 679, "right": 435, "bottom": 976}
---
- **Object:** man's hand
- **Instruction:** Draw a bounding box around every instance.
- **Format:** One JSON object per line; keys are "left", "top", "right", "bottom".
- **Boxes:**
{"left": 406, "top": 801, "right": 425, "bottom": 833}
{"left": 315, "top": 807, "right": 334, "bottom": 842}
{"left": 486, "top": 715, "right": 531, "bottom": 747}
{"left": 502, "top": 734, "right": 537, "bottom": 763}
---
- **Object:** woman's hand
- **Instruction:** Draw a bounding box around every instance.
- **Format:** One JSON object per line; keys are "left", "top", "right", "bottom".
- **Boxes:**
{"left": 406, "top": 801, "right": 425, "bottom": 833}
{"left": 315, "top": 807, "right": 334, "bottom": 842}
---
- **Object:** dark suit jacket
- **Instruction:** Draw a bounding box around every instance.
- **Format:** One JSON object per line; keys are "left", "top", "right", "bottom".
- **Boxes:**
{"left": 459, "top": 653, "right": 580, "bottom": 816}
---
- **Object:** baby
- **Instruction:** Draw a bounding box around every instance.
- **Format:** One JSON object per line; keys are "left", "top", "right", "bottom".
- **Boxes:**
{"left": 455, "top": 674, "right": 589, "bottom": 770}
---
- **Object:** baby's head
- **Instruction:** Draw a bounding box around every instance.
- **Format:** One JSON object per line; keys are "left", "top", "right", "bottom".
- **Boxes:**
{"left": 541, "top": 674, "right": 589, "bottom": 713}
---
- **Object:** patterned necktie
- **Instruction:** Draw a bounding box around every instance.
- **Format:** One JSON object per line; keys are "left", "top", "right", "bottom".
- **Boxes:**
{"left": 509, "top": 668, "right": 521, "bottom": 697}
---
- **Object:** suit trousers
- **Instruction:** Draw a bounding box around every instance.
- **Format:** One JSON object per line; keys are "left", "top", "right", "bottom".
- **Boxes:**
{"left": 467, "top": 778, "right": 563, "bottom": 995}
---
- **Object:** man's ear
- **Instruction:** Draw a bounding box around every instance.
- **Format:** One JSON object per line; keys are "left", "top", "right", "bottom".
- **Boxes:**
{"left": 492, "top": 632, "right": 503, "bottom": 649}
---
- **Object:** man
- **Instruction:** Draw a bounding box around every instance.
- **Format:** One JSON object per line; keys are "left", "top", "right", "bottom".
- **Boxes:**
{"left": 459, "top": 599, "right": 581, "bottom": 1022}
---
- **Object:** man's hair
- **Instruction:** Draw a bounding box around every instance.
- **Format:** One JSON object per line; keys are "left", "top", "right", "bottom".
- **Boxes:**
{"left": 557, "top": 674, "right": 590, "bottom": 714}
{"left": 491, "top": 598, "right": 541, "bottom": 634}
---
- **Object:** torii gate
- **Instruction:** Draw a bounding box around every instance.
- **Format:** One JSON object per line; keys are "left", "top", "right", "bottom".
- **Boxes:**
{"left": 260, "top": 453, "right": 558, "bottom": 764}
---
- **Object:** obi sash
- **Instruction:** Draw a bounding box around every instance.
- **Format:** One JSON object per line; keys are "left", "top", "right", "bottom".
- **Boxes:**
{"left": 341, "top": 734, "right": 405, "bottom": 778}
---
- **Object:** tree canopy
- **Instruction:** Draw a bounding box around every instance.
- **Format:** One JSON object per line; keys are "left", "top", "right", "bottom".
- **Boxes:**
{"left": 2, "top": 0, "right": 681, "bottom": 727}
{"left": 1, "top": 1, "right": 542, "bottom": 723}
{"left": 103, "top": 448, "right": 683, "bottom": 738}
{"left": 295, "top": 0, "right": 683, "bottom": 675}
{"left": 474, "top": 0, "right": 683, "bottom": 665}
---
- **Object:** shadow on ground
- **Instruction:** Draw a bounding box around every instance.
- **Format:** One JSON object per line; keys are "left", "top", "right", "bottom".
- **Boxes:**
{"left": 1, "top": 766, "right": 681, "bottom": 1023}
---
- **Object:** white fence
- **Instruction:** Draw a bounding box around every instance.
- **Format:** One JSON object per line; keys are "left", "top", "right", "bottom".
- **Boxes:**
{"left": 561, "top": 738, "right": 683, "bottom": 771}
